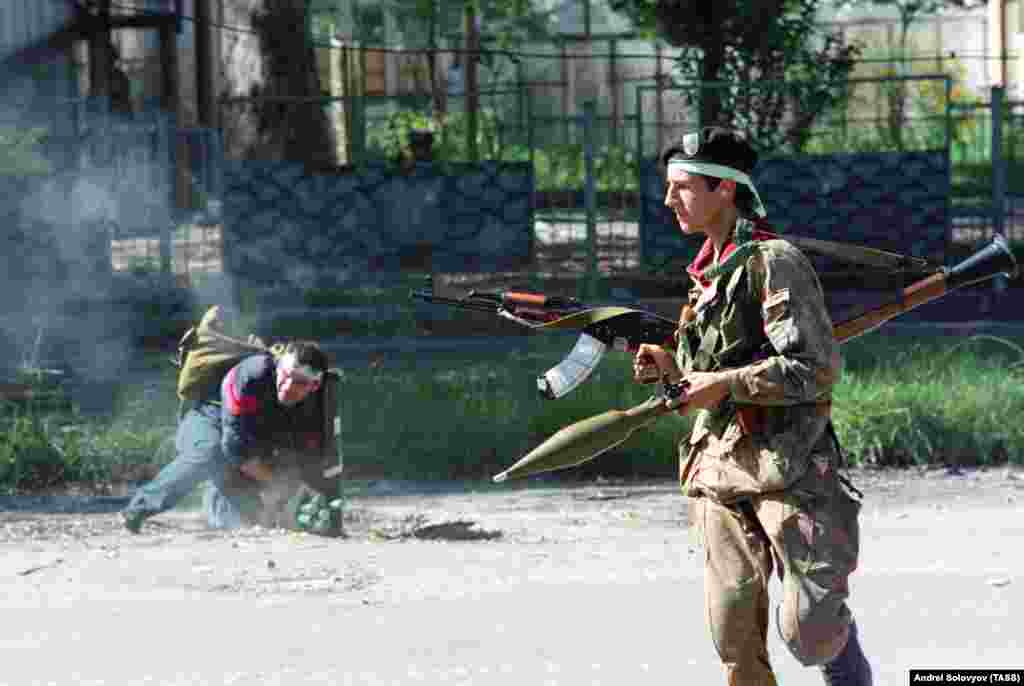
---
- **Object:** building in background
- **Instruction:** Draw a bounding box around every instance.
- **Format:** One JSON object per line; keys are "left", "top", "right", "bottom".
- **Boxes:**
{"left": 820, "top": 0, "right": 1021, "bottom": 99}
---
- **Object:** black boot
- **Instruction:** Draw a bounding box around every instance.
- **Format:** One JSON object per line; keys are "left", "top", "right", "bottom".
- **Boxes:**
{"left": 820, "top": 621, "right": 872, "bottom": 686}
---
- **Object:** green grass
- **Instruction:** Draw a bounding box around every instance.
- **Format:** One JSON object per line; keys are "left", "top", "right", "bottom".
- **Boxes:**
{"left": 833, "top": 333, "right": 1024, "bottom": 468}
{"left": 2, "top": 328, "right": 1023, "bottom": 493}
{"left": 333, "top": 341, "right": 690, "bottom": 481}
{"left": 0, "top": 356, "right": 178, "bottom": 494}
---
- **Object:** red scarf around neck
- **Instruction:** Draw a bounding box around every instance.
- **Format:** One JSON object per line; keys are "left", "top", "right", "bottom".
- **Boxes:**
{"left": 686, "top": 218, "right": 778, "bottom": 288}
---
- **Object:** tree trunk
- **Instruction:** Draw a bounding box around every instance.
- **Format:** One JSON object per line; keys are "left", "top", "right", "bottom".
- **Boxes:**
{"left": 890, "top": 12, "right": 913, "bottom": 151}
{"left": 698, "top": 43, "right": 727, "bottom": 128}
{"left": 218, "top": 0, "right": 339, "bottom": 167}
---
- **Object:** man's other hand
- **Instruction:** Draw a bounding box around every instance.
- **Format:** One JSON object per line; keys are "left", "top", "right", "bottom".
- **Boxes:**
{"left": 632, "top": 344, "right": 682, "bottom": 384}
{"left": 681, "top": 370, "right": 736, "bottom": 412}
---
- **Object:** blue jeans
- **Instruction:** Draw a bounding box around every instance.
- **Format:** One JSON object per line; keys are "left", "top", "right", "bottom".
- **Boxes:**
{"left": 123, "top": 403, "right": 249, "bottom": 529}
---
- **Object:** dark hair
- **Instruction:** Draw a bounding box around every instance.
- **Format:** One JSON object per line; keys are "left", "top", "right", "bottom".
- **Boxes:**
{"left": 661, "top": 126, "right": 760, "bottom": 219}
{"left": 701, "top": 176, "right": 760, "bottom": 220}
{"left": 284, "top": 340, "right": 329, "bottom": 374}
{"left": 660, "top": 126, "right": 758, "bottom": 172}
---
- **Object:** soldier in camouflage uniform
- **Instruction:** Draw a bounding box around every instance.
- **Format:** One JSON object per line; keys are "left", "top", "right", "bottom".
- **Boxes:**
{"left": 633, "top": 127, "right": 872, "bottom": 685}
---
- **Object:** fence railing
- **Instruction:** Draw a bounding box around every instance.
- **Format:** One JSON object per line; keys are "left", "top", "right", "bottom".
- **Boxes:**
{"left": 4, "top": 78, "right": 1020, "bottom": 288}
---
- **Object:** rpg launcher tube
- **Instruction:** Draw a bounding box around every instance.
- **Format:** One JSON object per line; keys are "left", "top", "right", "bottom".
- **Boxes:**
{"left": 492, "top": 394, "right": 673, "bottom": 483}
{"left": 833, "top": 235, "right": 1019, "bottom": 343}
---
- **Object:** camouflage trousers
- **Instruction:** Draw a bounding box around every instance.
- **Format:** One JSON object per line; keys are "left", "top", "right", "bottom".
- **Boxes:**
{"left": 688, "top": 459, "right": 862, "bottom": 685}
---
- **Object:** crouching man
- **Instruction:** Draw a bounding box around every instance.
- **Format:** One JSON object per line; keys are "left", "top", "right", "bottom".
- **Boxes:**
{"left": 122, "top": 340, "right": 341, "bottom": 534}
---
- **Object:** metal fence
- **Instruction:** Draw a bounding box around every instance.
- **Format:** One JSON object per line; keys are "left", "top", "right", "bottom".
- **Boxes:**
{"left": 5, "top": 73, "right": 1020, "bottom": 291}
{"left": 947, "top": 87, "right": 1024, "bottom": 245}
{"left": 0, "top": 94, "right": 228, "bottom": 281}
{"left": 142, "top": 74, "right": 1019, "bottom": 291}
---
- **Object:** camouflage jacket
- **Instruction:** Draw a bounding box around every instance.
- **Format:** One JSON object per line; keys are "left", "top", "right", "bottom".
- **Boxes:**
{"left": 677, "top": 220, "right": 843, "bottom": 503}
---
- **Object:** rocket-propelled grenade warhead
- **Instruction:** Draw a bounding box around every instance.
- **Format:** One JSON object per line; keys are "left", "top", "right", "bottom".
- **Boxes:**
{"left": 492, "top": 392, "right": 685, "bottom": 482}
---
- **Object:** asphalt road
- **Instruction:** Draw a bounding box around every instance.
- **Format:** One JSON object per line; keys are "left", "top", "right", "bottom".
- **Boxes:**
{"left": 2, "top": 472, "right": 1022, "bottom": 686}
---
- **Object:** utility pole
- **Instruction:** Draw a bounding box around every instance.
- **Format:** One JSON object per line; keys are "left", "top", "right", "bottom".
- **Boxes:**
{"left": 464, "top": 0, "right": 480, "bottom": 163}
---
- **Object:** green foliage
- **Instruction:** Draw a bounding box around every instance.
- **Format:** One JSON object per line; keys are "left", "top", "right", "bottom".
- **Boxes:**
{"left": 4, "top": 327, "right": 1023, "bottom": 491}
{"left": 365, "top": 109, "right": 436, "bottom": 161}
{"left": 532, "top": 143, "right": 639, "bottom": 191}
{"left": 611, "top": 0, "right": 859, "bottom": 153}
{"left": 328, "top": 342, "right": 682, "bottom": 480}
{"left": 364, "top": 106, "right": 639, "bottom": 189}
{"left": 0, "top": 126, "right": 52, "bottom": 177}
{"left": 365, "top": 107, "right": 510, "bottom": 163}
{"left": 803, "top": 54, "right": 978, "bottom": 155}
{"left": 798, "top": 54, "right": 998, "bottom": 161}
{"left": 0, "top": 414, "right": 73, "bottom": 492}
{"left": 407, "top": 0, "right": 556, "bottom": 47}
{"left": 433, "top": 109, "right": 505, "bottom": 162}
{"left": 0, "top": 360, "right": 176, "bottom": 493}
{"left": 326, "top": 330, "right": 1024, "bottom": 480}
{"left": 833, "top": 333, "right": 1024, "bottom": 467}
{"left": 952, "top": 161, "right": 1024, "bottom": 200}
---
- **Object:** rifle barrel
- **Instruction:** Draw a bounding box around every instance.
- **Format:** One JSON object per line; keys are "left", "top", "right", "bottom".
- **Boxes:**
{"left": 409, "top": 290, "right": 502, "bottom": 314}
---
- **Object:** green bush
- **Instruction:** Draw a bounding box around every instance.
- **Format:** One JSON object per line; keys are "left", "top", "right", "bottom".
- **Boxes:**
{"left": 0, "top": 414, "right": 75, "bottom": 492}
{"left": 532, "top": 143, "right": 638, "bottom": 192}
{"left": 0, "top": 360, "right": 177, "bottom": 493}
{"left": 833, "top": 334, "right": 1024, "bottom": 468}
{"left": 362, "top": 107, "right": 638, "bottom": 190}
{"left": 0, "top": 126, "right": 51, "bottom": 177}
{"left": 952, "top": 161, "right": 1024, "bottom": 198}
{"left": 365, "top": 108, "right": 508, "bottom": 164}
{"left": 3, "top": 329, "right": 1022, "bottom": 492}
{"left": 332, "top": 331, "right": 1024, "bottom": 481}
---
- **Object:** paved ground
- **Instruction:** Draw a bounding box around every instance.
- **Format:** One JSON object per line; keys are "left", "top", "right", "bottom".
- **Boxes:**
{"left": 2, "top": 467, "right": 1022, "bottom": 686}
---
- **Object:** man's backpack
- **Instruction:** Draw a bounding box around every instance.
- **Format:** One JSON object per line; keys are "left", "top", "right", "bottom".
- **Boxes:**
{"left": 174, "top": 305, "right": 283, "bottom": 403}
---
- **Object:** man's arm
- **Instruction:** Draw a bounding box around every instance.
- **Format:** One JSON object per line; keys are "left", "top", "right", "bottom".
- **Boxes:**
{"left": 723, "top": 243, "right": 841, "bottom": 406}
{"left": 220, "top": 355, "right": 273, "bottom": 468}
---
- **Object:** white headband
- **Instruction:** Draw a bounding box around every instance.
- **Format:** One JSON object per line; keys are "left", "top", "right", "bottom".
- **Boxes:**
{"left": 279, "top": 352, "right": 324, "bottom": 384}
{"left": 667, "top": 159, "right": 767, "bottom": 218}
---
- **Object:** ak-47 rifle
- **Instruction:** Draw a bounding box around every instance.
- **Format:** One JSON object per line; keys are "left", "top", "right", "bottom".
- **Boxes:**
{"left": 411, "top": 286, "right": 679, "bottom": 399}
